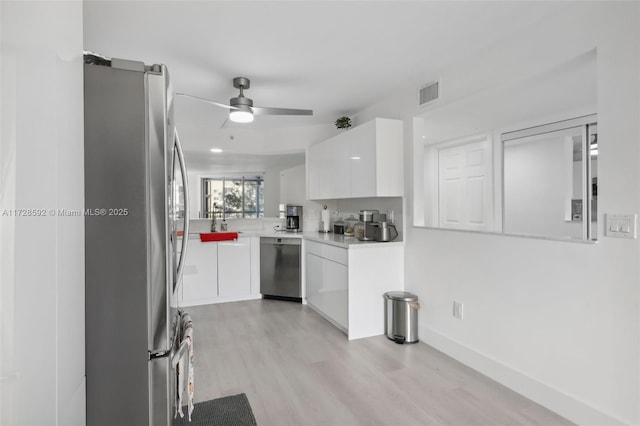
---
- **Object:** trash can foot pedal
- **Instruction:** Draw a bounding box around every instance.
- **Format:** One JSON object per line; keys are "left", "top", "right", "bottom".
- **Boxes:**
{"left": 393, "top": 335, "right": 406, "bottom": 344}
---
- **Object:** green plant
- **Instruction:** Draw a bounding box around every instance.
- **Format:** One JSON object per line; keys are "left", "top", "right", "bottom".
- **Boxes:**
{"left": 334, "top": 116, "right": 352, "bottom": 129}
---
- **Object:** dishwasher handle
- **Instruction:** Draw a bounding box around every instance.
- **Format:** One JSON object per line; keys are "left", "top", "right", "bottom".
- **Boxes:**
{"left": 260, "top": 237, "right": 301, "bottom": 246}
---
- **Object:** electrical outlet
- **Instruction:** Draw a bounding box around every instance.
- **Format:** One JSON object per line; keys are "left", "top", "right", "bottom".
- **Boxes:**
{"left": 453, "top": 301, "right": 464, "bottom": 319}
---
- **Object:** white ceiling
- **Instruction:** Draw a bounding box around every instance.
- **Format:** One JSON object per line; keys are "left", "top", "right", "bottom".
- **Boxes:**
{"left": 83, "top": 1, "right": 562, "bottom": 171}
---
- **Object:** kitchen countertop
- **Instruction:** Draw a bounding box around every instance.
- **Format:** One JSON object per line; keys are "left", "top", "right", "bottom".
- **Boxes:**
{"left": 302, "top": 231, "right": 404, "bottom": 249}
{"left": 182, "top": 230, "right": 402, "bottom": 248}
{"left": 242, "top": 230, "right": 303, "bottom": 238}
{"left": 182, "top": 230, "right": 302, "bottom": 240}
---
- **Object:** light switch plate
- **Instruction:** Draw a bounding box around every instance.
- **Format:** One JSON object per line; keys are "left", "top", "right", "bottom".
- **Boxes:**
{"left": 453, "top": 301, "right": 464, "bottom": 319}
{"left": 605, "top": 214, "right": 637, "bottom": 239}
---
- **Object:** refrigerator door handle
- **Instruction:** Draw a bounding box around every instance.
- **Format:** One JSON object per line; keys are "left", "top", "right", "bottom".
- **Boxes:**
{"left": 175, "top": 128, "right": 190, "bottom": 284}
{"left": 149, "top": 349, "right": 171, "bottom": 360}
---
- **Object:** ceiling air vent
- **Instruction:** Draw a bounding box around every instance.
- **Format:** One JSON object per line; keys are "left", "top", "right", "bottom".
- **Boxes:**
{"left": 419, "top": 81, "right": 439, "bottom": 106}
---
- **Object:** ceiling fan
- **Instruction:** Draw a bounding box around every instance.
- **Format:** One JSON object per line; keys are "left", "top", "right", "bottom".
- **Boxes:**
{"left": 176, "top": 77, "right": 313, "bottom": 123}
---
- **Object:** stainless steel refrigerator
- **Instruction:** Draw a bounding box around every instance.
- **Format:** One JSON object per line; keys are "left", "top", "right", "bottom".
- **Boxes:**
{"left": 84, "top": 54, "right": 190, "bottom": 426}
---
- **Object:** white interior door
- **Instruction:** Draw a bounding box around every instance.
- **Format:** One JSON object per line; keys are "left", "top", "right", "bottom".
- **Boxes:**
{"left": 438, "top": 136, "right": 492, "bottom": 231}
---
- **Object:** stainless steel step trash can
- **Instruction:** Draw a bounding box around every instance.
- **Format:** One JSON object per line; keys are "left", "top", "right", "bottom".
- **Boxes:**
{"left": 384, "top": 292, "right": 420, "bottom": 344}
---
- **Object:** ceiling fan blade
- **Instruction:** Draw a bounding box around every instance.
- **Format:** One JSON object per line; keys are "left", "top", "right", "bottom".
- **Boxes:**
{"left": 176, "top": 92, "right": 237, "bottom": 110}
{"left": 251, "top": 106, "right": 313, "bottom": 116}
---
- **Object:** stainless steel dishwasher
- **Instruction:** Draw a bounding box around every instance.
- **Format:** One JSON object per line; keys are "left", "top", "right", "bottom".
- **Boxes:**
{"left": 260, "top": 237, "right": 302, "bottom": 302}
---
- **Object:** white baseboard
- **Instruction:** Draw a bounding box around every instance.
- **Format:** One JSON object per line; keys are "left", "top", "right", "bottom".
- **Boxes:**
{"left": 420, "top": 324, "right": 628, "bottom": 426}
{"left": 181, "top": 294, "right": 262, "bottom": 307}
{"left": 306, "top": 302, "right": 348, "bottom": 336}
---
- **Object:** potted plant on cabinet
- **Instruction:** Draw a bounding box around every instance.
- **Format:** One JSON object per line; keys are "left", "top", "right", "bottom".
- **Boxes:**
{"left": 334, "top": 116, "right": 352, "bottom": 130}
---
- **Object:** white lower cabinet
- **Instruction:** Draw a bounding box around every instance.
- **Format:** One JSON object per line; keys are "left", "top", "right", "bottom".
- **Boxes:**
{"left": 218, "top": 240, "right": 252, "bottom": 298}
{"left": 179, "top": 236, "right": 259, "bottom": 306}
{"left": 305, "top": 252, "right": 323, "bottom": 309}
{"left": 321, "top": 258, "right": 348, "bottom": 330}
{"left": 305, "top": 250, "right": 348, "bottom": 331}
{"left": 305, "top": 239, "right": 404, "bottom": 340}
{"left": 181, "top": 239, "right": 219, "bottom": 305}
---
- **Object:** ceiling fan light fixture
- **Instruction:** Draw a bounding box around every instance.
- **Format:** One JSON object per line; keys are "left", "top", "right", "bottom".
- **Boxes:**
{"left": 229, "top": 105, "right": 254, "bottom": 123}
{"left": 179, "top": 76, "right": 312, "bottom": 124}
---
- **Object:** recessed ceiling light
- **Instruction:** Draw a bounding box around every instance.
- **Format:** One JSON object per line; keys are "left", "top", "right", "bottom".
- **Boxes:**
{"left": 210, "top": 148, "right": 223, "bottom": 153}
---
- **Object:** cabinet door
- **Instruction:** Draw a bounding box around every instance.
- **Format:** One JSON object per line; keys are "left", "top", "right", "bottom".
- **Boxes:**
{"left": 374, "top": 119, "right": 404, "bottom": 196}
{"left": 321, "top": 258, "right": 348, "bottom": 330}
{"left": 308, "top": 141, "right": 334, "bottom": 200}
{"left": 181, "top": 241, "right": 218, "bottom": 305}
{"left": 218, "top": 239, "right": 251, "bottom": 298}
{"left": 328, "top": 136, "right": 351, "bottom": 199}
{"left": 305, "top": 251, "right": 324, "bottom": 309}
{"left": 307, "top": 143, "right": 322, "bottom": 200}
{"left": 349, "top": 122, "right": 377, "bottom": 197}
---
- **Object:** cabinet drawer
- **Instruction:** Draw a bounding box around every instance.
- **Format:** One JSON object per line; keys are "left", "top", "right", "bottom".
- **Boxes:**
{"left": 305, "top": 240, "right": 348, "bottom": 265}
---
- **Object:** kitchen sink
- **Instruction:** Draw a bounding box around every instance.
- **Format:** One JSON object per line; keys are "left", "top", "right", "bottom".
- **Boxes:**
{"left": 199, "top": 232, "right": 239, "bottom": 242}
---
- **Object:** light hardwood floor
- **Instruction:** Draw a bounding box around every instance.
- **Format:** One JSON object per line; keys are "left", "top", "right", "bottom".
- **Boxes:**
{"left": 187, "top": 299, "right": 573, "bottom": 426}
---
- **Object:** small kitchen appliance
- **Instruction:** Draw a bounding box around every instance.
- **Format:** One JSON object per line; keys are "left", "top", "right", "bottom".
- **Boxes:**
{"left": 286, "top": 205, "right": 302, "bottom": 232}
{"left": 355, "top": 209, "right": 379, "bottom": 241}
{"left": 375, "top": 221, "right": 399, "bottom": 242}
{"left": 344, "top": 214, "right": 358, "bottom": 236}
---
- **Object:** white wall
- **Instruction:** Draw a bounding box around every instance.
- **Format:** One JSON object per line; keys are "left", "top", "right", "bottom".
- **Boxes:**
{"left": 356, "top": 3, "right": 639, "bottom": 425}
{"left": 263, "top": 168, "right": 281, "bottom": 217}
{"left": 1, "top": 1, "right": 85, "bottom": 425}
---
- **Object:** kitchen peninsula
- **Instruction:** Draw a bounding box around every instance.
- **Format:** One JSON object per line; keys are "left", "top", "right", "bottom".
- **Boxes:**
{"left": 303, "top": 232, "right": 403, "bottom": 340}
{"left": 178, "top": 224, "right": 403, "bottom": 340}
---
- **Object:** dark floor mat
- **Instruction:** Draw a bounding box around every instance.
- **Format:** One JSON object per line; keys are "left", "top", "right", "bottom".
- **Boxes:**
{"left": 173, "top": 393, "right": 257, "bottom": 426}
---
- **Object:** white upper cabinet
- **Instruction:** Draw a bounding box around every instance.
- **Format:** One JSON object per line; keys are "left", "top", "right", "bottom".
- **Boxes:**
{"left": 307, "top": 142, "right": 329, "bottom": 200}
{"left": 307, "top": 118, "right": 403, "bottom": 200}
{"left": 330, "top": 136, "right": 351, "bottom": 199}
{"left": 349, "top": 124, "right": 377, "bottom": 197}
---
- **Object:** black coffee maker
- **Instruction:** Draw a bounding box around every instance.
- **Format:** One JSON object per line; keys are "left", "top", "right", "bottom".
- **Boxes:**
{"left": 286, "top": 205, "right": 302, "bottom": 232}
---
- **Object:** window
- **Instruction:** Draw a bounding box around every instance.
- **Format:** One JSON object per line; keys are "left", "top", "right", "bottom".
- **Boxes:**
{"left": 501, "top": 115, "right": 598, "bottom": 241}
{"left": 202, "top": 176, "right": 264, "bottom": 219}
{"left": 416, "top": 114, "right": 598, "bottom": 242}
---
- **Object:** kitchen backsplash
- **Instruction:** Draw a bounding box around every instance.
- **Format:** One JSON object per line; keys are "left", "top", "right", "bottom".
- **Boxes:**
{"left": 334, "top": 196, "right": 403, "bottom": 239}
{"left": 187, "top": 197, "right": 403, "bottom": 240}
{"left": 188, "top": 217, "right": 285, "bottom": 233}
